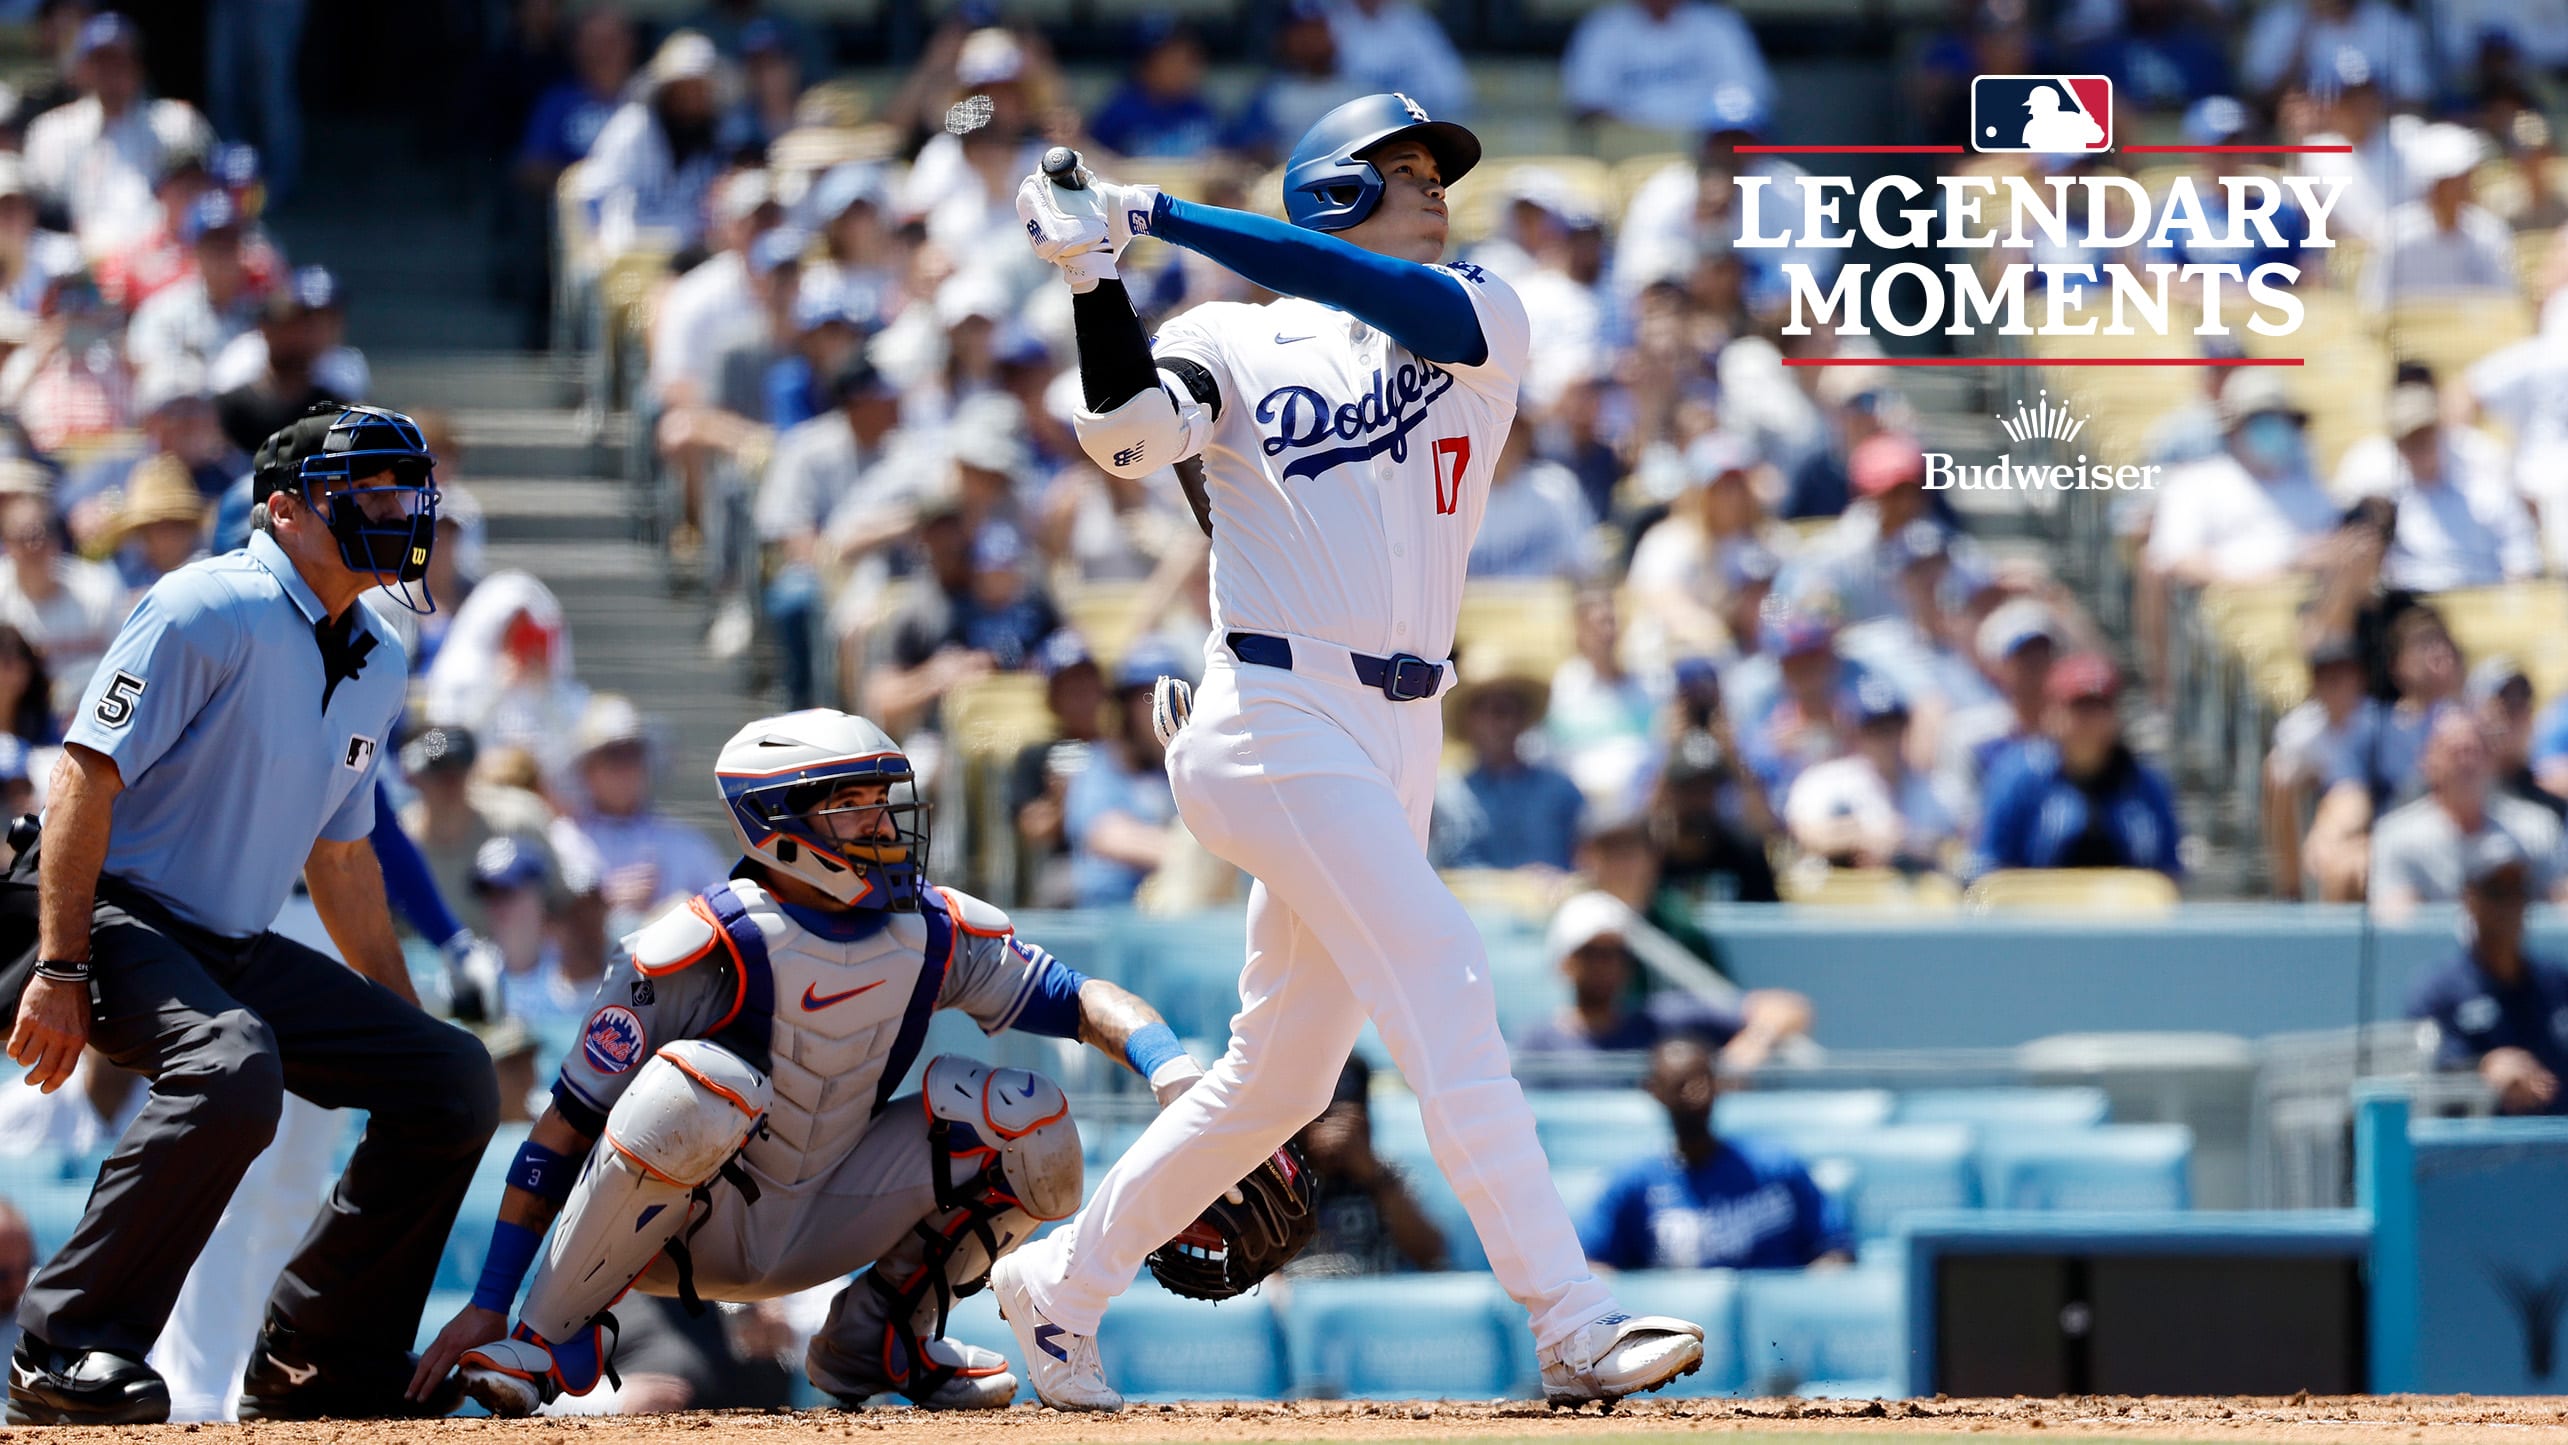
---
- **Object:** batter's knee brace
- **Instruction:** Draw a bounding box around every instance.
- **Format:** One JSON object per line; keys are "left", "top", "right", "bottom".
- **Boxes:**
{"left": 517, "top": 1039, "right": 771, "bottom": 1380}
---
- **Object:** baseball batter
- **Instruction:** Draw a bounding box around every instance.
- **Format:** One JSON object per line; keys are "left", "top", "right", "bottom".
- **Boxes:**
{"left": 999, "top": 93, "right": 1704, "bottom": 1408}
{"left": 408, "top": 708, "right": 1210, "bottom": 1413}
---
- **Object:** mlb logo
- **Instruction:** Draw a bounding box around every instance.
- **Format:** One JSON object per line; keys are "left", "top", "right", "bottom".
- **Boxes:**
{"left": 1970, "top": 75, "right": 2113, "bottom": 154}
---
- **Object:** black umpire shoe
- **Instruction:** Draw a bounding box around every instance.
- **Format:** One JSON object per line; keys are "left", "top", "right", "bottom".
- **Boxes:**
{"left": 238, "top": 1314, "right": 464, "bottom": 1421}
{"left": 5, "top": 1335, "right": 171, "bottom": 1425}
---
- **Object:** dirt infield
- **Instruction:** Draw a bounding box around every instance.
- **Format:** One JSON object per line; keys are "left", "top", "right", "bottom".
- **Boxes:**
{"left": 14, "top": 1398, "right": 2568, "bottom": 1445}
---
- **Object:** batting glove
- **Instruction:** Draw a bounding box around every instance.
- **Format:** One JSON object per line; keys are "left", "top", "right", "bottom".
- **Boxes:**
{"left": 1151, "top": 674, "right": 1192, "bottom": 748}
{"left": 1015, "top": 168, "right": 1162, "bottom": 293}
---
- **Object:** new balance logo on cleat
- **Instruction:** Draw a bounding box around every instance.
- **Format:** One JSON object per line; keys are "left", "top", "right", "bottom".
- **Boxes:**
{"left": 1034, "top": 1325, "right": 1070, "bottom": 1363}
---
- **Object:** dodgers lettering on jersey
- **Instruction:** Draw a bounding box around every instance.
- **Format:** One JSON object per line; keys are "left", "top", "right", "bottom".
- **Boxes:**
{"left": 1150, "top": 261, "right": 1531, "bottom": 665}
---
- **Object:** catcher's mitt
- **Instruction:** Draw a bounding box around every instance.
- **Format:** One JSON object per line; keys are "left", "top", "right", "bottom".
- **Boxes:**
{"left": 1145, "top": 1142, "right": 1319, "bottom": 1300}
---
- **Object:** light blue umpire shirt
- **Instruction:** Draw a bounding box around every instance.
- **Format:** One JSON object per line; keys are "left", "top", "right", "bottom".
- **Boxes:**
{"left": 55, "top": 529, "right": 409, "bottom": 938}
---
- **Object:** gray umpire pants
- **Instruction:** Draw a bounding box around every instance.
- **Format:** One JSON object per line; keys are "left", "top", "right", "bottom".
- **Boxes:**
{"left": 11, "top": 878, "right": 500, "bottom": 1362}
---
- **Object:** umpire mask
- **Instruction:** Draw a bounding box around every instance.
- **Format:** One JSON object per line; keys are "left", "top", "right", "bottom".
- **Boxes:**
{"left": 257, "top": 404, "right": 443, "bottom": 613}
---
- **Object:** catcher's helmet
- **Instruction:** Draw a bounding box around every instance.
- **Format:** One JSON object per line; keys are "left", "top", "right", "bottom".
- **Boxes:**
{"left": 717, "top": 709, "right": 927, "bottom": 911}
{"left": 1282, "top": 92, "right": 1481, "bottom": 233}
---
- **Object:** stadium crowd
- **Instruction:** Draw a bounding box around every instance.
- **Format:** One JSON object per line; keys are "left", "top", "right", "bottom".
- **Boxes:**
{"left": 0, "top": 0, "right": 2552, "bottom": 1414}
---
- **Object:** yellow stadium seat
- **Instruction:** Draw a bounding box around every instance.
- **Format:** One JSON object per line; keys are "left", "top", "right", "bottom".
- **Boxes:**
{"left": 940, "top": 674, "right": 1054, "bottom": 763}
{"left": 2386, "top": 298, "right": 2533, "bottom": 379}
{"left": 1440, "top": 868, "right": 1576, "bottom": 919}
{"left": 1777, "top": 866, "right": 1961, "bottom": 910}
{"left": 1455, "top": 579, "right": 1577, "bottom": 677}
{"left": 1610, "top": 153, "right": 1687, "bottom": 218}
{"left": 1966, "top": 868, "right": 2180, "bottom": 914}
{"left": 1057, "top": 581, "right": 1154, "bottom": 664}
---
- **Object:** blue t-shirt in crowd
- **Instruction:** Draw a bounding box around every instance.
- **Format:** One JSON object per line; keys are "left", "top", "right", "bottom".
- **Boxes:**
{"left": 1063, "top": 750, "right": 1179, "bottom": 907}
{"left": 2408, "top": 950, "right": 2568, "bottom": 1115}
{"left": 518, "top": 82, "right": 621, "bottom": 170}
{"left": 1432, "top": 761, "right": 1586, "bottom": 870}
{"left": 1969, "top": 739, "right": 2183, "bottom": 877}
{"left": 2323, "top": 699, "right": 2449, "bottom": 808}
{"left": 1581, "top": 1140, "right": 1853, "bottom": 1271}
{"left": 2529, "top": 697, "right": 2568, "bottom": 778}
{"left": 1089, "top": 87, "right": 1222, "bottom": 159}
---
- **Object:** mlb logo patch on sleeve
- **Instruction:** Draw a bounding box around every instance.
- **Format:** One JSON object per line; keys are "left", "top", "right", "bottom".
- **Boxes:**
{"left": 1969, "top": 76, "right": 2112, "bottom": 154}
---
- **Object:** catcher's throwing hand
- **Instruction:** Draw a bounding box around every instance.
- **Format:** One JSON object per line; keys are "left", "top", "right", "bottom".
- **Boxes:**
{"left": 1147, "top": 1142, "right": 1320, "bottom": 1300}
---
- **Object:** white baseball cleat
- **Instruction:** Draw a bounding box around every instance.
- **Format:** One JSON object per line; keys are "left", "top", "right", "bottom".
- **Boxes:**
{"left": 987, "top": 1251, "right": 1123, "bottom": 1411}
{"left": 455, "top": 1338, "right": 554, "bottom": 1418}
{"left": 808, "top": 1337, "right": 1018, "bottom": 1411}
{"left": 1539, "top": 1312, "right": 1706, "bottom": 1407}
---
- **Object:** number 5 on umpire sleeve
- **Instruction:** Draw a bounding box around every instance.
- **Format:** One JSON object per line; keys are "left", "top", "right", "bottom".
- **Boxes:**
{"left": 1433, "top": 436, "right": 1470, "bottom": 516}
{"left": 93, "top": 670, "right": 146, "bottom": 728}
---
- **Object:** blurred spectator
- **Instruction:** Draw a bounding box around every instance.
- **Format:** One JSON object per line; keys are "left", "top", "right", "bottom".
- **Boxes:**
{"left": 1838, "top": 522, "right": 1998, "bottom": 745}
{"left": 686, "top": 0, "right": 826, "bottom": 77}
{"left": 1520, "top": 892, "right": 1810, "bottom": 1063}
{"left": 1781, "top": 368, "right": 1903, "bottom": 522}
{"left": 2072, "top": 0, "right": 2231, "bottom": 111}
{"left": 2146, "top": 100, "right": 2314, "bottom": 277}
{"left": 96, "top": 452, "right": 205, "bottom": 599}
{"left": 92, "top": 143, "right": 211, "bottom": 312}
{"left": 0, "top": 625, "right": 58, "bottom": 746}
{"left": 204, "top": 0, "right": 306, "bottom": 201}
{"left": 2370, "top": 707, "right": 2568, "bottom": 913}
{"left": 1564, "top": 0, "right": 1773, "bottom": 132}
{"left": 759, "top": 356, "right": 906, "bottom": 712}
{"left": 2142, "top": 368, "right": 2339, "bottom": 586}
{"left": 1063, "top": 644, "right": 1183, "bottom": 909}
{"left": 1089, "top": 20, "right": 1219, "bottom": 161}
{"left": 898, "top": 29, "right": 1050, "bottom": 268}
{"left": 576, "top": 30, "right": 735, "bottom": 259}
{"left": 0, "top": 155, "right": 74, "bottom": 317}
{"left": 1224, "top": 2, "right": 1367, "bottom": 164}
{"left": 125, "top": 192, "right": 257, "bottom": 378}
{"left": 2466, "top": 311, "right": 2568, "bottom": 571}
{"left": 6, "top": 270, "right": 134, "bottom": 454}
{"left": 2408, "top": 831, "right": 2568, "bottom": 1115}
{"left": 733, "top": 19, "right": 805, "bottom": 150}
{"left": 1623, "top": 432, "right": 1776, "bottom": 671}
{"left": 551, "top": 694, "right": 729, "bottom": 928}
{"left": 2264, "top": 635, "right": 2377, "bottom": 898}
{"left": 1784, "top": 679, "right": 1960, "bottom": 874}
{"left": 2290, "top": 47, "right": 2420, "bottom": 250}
{"left": 1285, "top": 1059, "right": 1446, "bottom": 1277}
{"left": 518, "top": 8, "right": 636, "bottom": 188}
{"left": 472, "top": 834, "right": 583, "bottom": 1028}
{"left": 1432, "top": 662, "right": 1585, "bottom": 871}
{"left": 648, "top": 169, "right": 780, "bottom": 552}
{"left": 1467, "top": 421, "right": 1598, "bottom": 581}
{"left": 2360, "top": 124, "right": 2517, "bottom": 311}
{"left": 1738, "top": 605, "right": 1868, "bottom": 797}
{"left": 209, "top": 259, "right": 365, "bottom": 402}
{"left": 1009, "top": 632, "right": 1107, "bottom": 909}
{"left": 868, "top": 514, "right": 1059, "bottom": 737}
{"left": 0, "top": 485, "right": 119, "bottom": 713}
{"left": 2304, "top": 606, "right": 2464, "bottom": 898}
{"left": 2468, "top": 657, "right": 2560, "bottom": 822}
{"left": 1326, "top": 0, "right": 1471, "bottom": 117}
{"left": 797, "top": 162, "right": 899, "bottom": 330}
{"left": 1581, "top": 1038, "right": 1852, "bottom": 1271}
{"left": 1644, "top": 727, "right": 1780, "bottom": 905}
{"left": 0, "top": 1198, "right": 28, "bottom": 1357}
{"left": 2498, "top": 112, "right": 2568, "bottom": 234}
{"left": 1937, "top": 598, "right": 2060, "bottom": 819}
{"left": 1546, "top": 590, "right": 1658, "bottom": 807}
{"left": 2333, "top": 376, "right": 2536, "bottom": 590}
{"left": 397, "top": 723, "right": 561, "bottom": 941}
{"left": 212, "top": 265, "right": 347, "bottom": 454}
{"left": 1787, "top": 435, "right": 1951, "bottom": 627}
{"left": 765, "top": 283, "right": 864, "bottom": 431}
{"left": 21, "top": 13, "right": 214, "bottom": 252}
{"left": 1970, "top": 654, "right": 2183, "bottom": 877}
{"left": 2243, "top": 0, "right": 2429, "bottom": 106}
{"left": 424, "top": 570, "right": 591, "bottom": 781}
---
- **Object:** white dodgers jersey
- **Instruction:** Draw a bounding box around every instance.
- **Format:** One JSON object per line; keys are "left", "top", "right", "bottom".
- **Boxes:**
{"left": 1150, "top": 261, "right": 1531, "bottom": 664}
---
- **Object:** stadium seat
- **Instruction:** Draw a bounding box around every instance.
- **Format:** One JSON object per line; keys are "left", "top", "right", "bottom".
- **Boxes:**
{"left": 1716, "top": 1089, "right": 1895, "bottom": 1136}
{"left": 17, "top": 1179, "right": 93, "bottom": 1261}
{"left": 1964, "top": 868, "right": 2179, "bottom": 914}
{"left": 1398, "top": 1150, "right": 1487, "bottom": 1271}
{"left": 1528, "top": 1090, "right": 1672, "bottom": 1170}
{"left": 1736, "top": 1266, "right": 1906, "bottom": 1399}
{"left": 1605, "top": 1269, "right": 1744, "bottom": 1396}
{"left": 1894, "top": 1087, "right": 2110, "bottom": 1130}
{"left": 1778, "top": 1125, "right": 1977, "bottom": 1241}
{"left": 1098, "top": 1278, "right": 1289, "bottom": 1401}
{"left": 1978, "top": 1123, "right": 2193, "bottom": 1211}
{"left": 1283, "top": 1274, "right": 1531, "bottom": 1399}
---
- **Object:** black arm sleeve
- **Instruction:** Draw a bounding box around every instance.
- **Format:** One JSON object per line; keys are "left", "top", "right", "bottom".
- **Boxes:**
{"left": 1070, "top": 279, "right": 1161, "bottom": 414}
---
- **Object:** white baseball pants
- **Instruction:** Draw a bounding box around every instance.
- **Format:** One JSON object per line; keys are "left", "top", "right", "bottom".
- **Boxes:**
{"left": 1024, "top": 656, "right": 1612, "bottom": 1349}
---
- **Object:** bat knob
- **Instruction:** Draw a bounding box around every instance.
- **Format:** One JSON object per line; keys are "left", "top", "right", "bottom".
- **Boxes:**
{"left": 1042, "top": 146, "right": 1086, "bottom": 188}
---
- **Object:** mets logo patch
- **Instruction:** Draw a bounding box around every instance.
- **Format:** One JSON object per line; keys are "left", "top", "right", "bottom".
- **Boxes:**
{"left": 581, "top": 1005, "right": 647, "bottom": 1074}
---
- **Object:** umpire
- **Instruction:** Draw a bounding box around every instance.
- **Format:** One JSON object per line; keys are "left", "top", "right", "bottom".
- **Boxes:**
{"left": 0, "top": 404, "right": 498, "bottom": 1425}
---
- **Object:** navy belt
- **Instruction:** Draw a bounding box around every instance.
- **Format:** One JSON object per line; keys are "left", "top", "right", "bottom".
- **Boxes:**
{"left": 1226, "top": 631, "right": 1445, "bottom": 703}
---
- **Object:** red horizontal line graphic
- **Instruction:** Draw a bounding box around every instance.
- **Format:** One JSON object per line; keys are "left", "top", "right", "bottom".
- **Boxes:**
{"left": 2121, "top": 144, "right": 2354, "bottom": 154}
{"left": 1782, "top": 357, "right": 2303, "bottom": 367}
{"left": 1732, "top": 145, "right": 1966, "bottom": 154}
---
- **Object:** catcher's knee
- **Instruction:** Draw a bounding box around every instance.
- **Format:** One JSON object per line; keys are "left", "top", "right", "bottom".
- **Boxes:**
{"left": 606, "top": 1039, "right": 772, "bottom": 1186}
{"left": 920, "top": 1055, "right": 1079, "bottom": 1220}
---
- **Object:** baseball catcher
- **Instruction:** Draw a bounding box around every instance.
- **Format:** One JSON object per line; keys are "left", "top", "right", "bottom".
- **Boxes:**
{"left": 408, "top": 708, "right": 1280, "bottom": 1412}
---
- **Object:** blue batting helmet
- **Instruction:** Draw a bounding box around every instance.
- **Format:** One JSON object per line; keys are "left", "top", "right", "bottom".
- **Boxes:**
{"left": 1282, "top": 92, "right": 1481, "bottom": 232}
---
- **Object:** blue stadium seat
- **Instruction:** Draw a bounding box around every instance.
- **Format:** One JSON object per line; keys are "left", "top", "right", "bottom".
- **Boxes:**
{"left": 1778, "top": 1125, "right": 1978, "bottom": 1241}
{"left": 17, "top": 1179, "right": 92, "bottom": 1260}
{"left": 1368, "top": 1092, "right": 1433, "bottom": 1170}
{"left": 1119, "top": 917, "right": 1249, "bottom": 1044}
{"left": 1978, "top": 1124, "right": 2192, "bottom": 1211}
{"left": 1401, "top": 1160, "right": 1486, "bottom": 1271}
{"left": 1598, "top": 1269, "right": 1744, "bottom": 1396}
{"left": 1097, "top": 1278, "right": 1288, "bottom": 1401}
{"left": 1894, "top": 1087, "right": 2110, "bottom": 1130}
{"left": 1283, "top": 1275, "right": 1531, "bottom": 1399}
{"left": 1717, "top": 1089, "right": 1895, "bottom": 1136}
{"left": 1528, "top": 1090, "right": 1670, "bottom": 1170}
{"left": 1736, "top": 1266, "right": 1906, "bottom": 1399}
